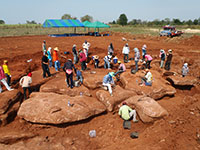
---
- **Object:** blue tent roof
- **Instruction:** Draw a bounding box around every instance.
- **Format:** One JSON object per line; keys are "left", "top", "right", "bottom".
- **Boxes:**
{"left": 43, "top": 19, "right": 84, "bottom": 28}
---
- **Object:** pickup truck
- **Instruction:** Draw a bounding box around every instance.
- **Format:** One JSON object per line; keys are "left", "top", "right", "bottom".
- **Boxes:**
{"left": 159, "top": 25, "right": 183, "bottom": 37}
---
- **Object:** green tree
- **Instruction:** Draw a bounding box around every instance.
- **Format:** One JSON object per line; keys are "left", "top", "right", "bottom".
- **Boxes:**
{"left": 61, "top": 14, "right": 72, "bottom": 19}
{"left": 172, "top": 18, "right": 182, "bottom": 25}
{"left": 81, "top": 15, "right": 93, "bottom": 22}
{"left": 164, "top": 18, "right": 171, "bottom": 25}
{"left": 117, "top": 14, "right": 128, "bottom": 26}
{"left": 193, "top": 19, "right": 198, "bottom": 25}
{"left": 26, "top": 20, "right": 37, "bottom": 24}
{"left": 0, "top": 20, "right": 5, "bottom": 24}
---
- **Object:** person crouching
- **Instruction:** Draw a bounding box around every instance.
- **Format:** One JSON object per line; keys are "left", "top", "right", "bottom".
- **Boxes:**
{"left": 102, "top": 72, "right": 115, "bottom": 96}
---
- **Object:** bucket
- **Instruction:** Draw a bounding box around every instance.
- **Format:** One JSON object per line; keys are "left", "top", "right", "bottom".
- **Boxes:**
{"left": 113, "top": 58, "right": 118, "bottom": 64}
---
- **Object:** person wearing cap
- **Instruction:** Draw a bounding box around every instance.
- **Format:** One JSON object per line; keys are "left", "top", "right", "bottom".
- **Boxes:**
{"left": 63, "top": 59, "right": 76, "bottom": 88}
{"left": 159, "top": 49, "right": 166, "bottom": 68}
{"left": 108, "top": 43, "right": 114, "bottom": 56}
{"left": 142, "top": 44, "right": 147, "bottom": 60}
{"left": 93, "top": 55, "right": 99, "bottom": 68}
{"left": 42, "top": 40, "right": 46, "bottom": 55}
{"left": 19, "top": 72, "right": 32, "bottom": 100}
{"left": 118, "top": 102, "right": 138, "bottom": 123}
{"left": 82, "top": 40, "right": 91, "bottom": 57}
{"left": 134, "top": 48, "right": 140, "bottom": 71}
{"left": 144, "top": 54, "right": 153, "bottom": 69}
{"left": 165, "top": 49, "right": 173, "bottom": 71}
{"left": 3, "top": 60, "right": 11, "bottom": 86}
{"left": 182, "top": 63, "right": 189, "bottom": 77}
{"left": 53, "top": 47, "right": 61, "bottom": 71}
{"left": 140, "top": 69, "right": 153, "bottom": 86}
{"left": 0, "top": 66, "right": 13, "bottom": 93}
{"left": 104, "top": 54, "right": 112, "bottom": 69}
{"left": 122, "top": 43, "right": 130, "bottom": 63}
{"left": 72, "top": 44, "right": 78, "bottom": 64}
{"left": 114, "top": 61, "right": 126, "bottom": 81}
{"left": 79, "top": 49, "right": 87, "bottom": 71}
{"left": 47, "top": 47, "right": 52, "bottom": 68}
{"left": 42, "top": 52, "right": 51, "bottom": 78}
{"left": 102, "top": 72, "right": 115, "bottom": 96}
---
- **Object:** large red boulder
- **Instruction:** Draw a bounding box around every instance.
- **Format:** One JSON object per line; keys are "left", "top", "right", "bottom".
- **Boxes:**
{"left": 96, "top": 85, "right": 136, "bottom": 111}
{"left": 17, "top": 92, "right": 106, "bottom": 124}
{"left": 120, "top": 70, "right": 176, "bottom": 100}
{"left": 125, "top": 95, "right": 168, "bottom": 123}
{"left": 166, "top": 75, "right": 198, "bottom": 86}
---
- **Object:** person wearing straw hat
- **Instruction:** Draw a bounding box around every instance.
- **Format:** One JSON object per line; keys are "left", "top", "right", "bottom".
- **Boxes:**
{"left": 79, "top": 49, "right": 87, "bottom": 71}
{"left": 0, "top": 66, "right": 13, "bottom": 93}
{"left": 114, "top": 61, "right": 126, "bottom": 81}
{"left": 102, "top": 72, "right": 115, "bottom": 96}
{"left": 72, "top": 44, "right": 78, "bottom": 64}
{"left": 19, "top": 72, "right": 32, "bottom": 100}
{"left": 63, "top": 59, "right": 76, "bottom": 89}
{"left": 53, "top": 47, "right": 61, "bottom": 72}
{"left": 3, "top": 60, "right": 11, "bottom": 86}
{"left": 182, "top": 63, "right": 189, "bottom": 77}
{"left": 165, "top": 49, "right": 173, "bottom": 71}
{"left": 139, "top": 69, "right": 153, "bottom": 86}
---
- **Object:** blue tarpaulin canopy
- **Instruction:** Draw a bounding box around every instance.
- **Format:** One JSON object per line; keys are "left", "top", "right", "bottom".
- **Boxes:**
{"left": 43, "top": 19, "right": 84, "bottom": 28}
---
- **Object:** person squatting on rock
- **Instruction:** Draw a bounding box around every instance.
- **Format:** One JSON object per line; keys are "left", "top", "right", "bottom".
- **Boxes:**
{"left": 108, "top": 43, "right": 114, "bottom": 56}
{"left": 142, "top": 44, "right": 147, "bottom": 60}
{"left": 104, "top": 54, "right": 112, "bottom": 69}
{"left": 122, "top": 43, "right": 130, "bottom": 63}
{"left": 0, "top": 66, "right": 13, "bottom": 93}
{"left": 118, "top": 102, "right": 138, "bottom": 123}
{"left": 72, "top": 44, "right": 78, "bottom": 64}
{"left": 19, "top": 72, "right": 32, "bottom": 100}
{"left": 53, "top": 47, "right": 61, "bottom": 72}
{"left": 42, "top": 40, "right": 47, "bottom": 55}
{"left": 93, "top": 55, "right": 99, "bottom": 68}
{"left": 140, "top": 69, "right": 153, "bottom": 86}
{"left": 76, "top": 70, "right": 83, "bottom": 85}
{"left": 114, "top": 61, "right": 126, "bottom": 81}
{"left": 41, "top": 52, "right": 51, "bottom": 78}
{"left": 182, "top": 63, "right": 189, "bottom": 77}
{"left": 82, "top": 40, "right": 90, "bottom": 57}
{"left": 79, "top": 49, "right": 87, "bottom": 71}
{"left": 63, "top": 59, "right": 76, "bottom": 89}
{"left": 145, "top": 54, "right": 153, "bottom": 69}
{"left": 47, "top": 47, "right": 53, "bottom": 68}
{"left": 159, "top": 49, "right": 166, "bottom": 68}
{"left": 134, "top": 48, "right": 140, "bottom": 72}
{"left": 3, "top": 60, "right": 12, "bottom": 86}
{"left": 165, "top": 49, "right": 173, "bottom": 71}
{"left": 102, "top": 72, "right": 115, "bottom": 96}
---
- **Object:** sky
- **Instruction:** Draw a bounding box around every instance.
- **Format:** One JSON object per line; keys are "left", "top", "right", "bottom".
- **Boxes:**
{"left": 0, "top": 0, "right": 200, "bottom": 24}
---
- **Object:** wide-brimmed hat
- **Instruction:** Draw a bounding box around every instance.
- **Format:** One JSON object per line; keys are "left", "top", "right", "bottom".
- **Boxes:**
{"left": 54, "top": 47, "right": 59, "bottom": 51}
{"left": 184, "top": 63, "right": 188, "bottom": 66}
{"left": 118, "top": 61, "right": 121, "bottom": 64}
{"left": 145, "top": 68, "right": 149, "bottom": 72}
{"left": 73, "top": 44, "right": 76, "bottom": 47}
{"left": 109, "top": 72, "right": 115, "bottom": 77}
{"left": 143, "top": 44, "right": 147, "bottom": 49}
{"left": 4, "top": 60, "right": 8, "bottom": 63}
{"left": 168, "top": 49, "right": 172, "bottom": 53}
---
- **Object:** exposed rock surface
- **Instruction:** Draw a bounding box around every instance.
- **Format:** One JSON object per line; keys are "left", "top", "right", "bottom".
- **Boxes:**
{"left": 126, "top": 95, "right": 168, "bottom": 123}
{"left": 40, "top": 74, "right": 91, "bottom": 97}
{"left": 18, "top": 92, "right": 106, "bottom": 124}
{"left": 96, "top": 85, "right": 136, "bottom": 111}
{"left": 120, "top": 70, "right": 176, "bottom": 100}
{"left": 166, "top": 75, "right": 198, "bottom": 86}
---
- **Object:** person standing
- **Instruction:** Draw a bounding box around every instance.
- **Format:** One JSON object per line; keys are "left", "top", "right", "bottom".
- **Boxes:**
{"left": 53, "top": 47, "right": 61, "bottom": 72}
{"left": 118, "top": 102, "right": 138, "bottom": 123}
{"left": 82, "top": 40, "right": 91, "bottom": 57}
{"left": 3, "top": 60, "right": 11, "bottom": 86}
{"left": 122, "top": 43, "right": 130, "bottom": 63}
{"left": 47, "top": 47, "right": 52, "bottom": 68}
{"left": 182, "top": 63, "right": 189, "bottom": 77}
{"left": 134, "top": 48, "right": 140, "bottom": 71}
{"left": 165, "top": 49, "right": 173, "bottom": 71}
{"left": 108, "top": 43, "right": 114, "bottom": 56}
{"left": 145, "top": 54, "right": 153, "bottom": 69}
{"left": 104, "top": 54, "right": 112, "bottom": 69}
{"left": 102, "top": 72, "right": 115, "bottom": 96}
{"left": 19, "top": 72, "right": 32, "bottom": 100}
{"left": 0, "top": 66, "right": 13, "bottom": 93}
{"left": 76, "top": 70, "right": 83, "bottom": 85}
{"left": 63, "top": 59, "right": 76, "bottom": 89}
{"left": 142, "top": 44, "right": 147, "bottom": 60}
{"left": 42, "top": 53, "right": 51, "bottom": 78}
{"left": 72, "top": 44, "right": 78, "bottom": 64}
{"left": 159, "top": 49, "right": 165, "bottom": 68}
{"left": 42, "top": 40, "right": 47, "bottom": 55}
{"left": 79, "top": 49, "right": 87, "bottom": 71}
